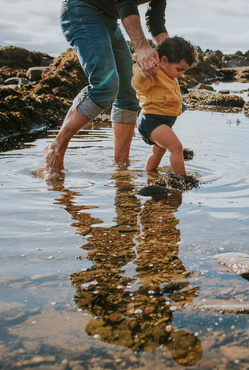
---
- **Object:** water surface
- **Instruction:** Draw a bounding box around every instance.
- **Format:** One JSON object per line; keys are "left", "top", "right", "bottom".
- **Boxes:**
{"left": 1, "top": 102, "right": 249, "bottom": 369}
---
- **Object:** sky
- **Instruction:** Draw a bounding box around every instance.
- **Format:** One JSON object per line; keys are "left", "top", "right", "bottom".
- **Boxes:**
{"left": 0, "top": 0, "right": 248, "bottom": 57}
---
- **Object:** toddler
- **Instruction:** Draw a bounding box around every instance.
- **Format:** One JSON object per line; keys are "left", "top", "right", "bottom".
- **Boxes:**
{"left": 131, "top": 36, "right": 197, "bottom": 175}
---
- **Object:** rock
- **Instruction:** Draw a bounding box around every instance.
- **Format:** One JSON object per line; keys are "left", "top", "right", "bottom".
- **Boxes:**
{"left": 183, "top": 148, "right": 194, "bottom": 160}
{"left": 236, "top": 67, "right": 249, "bottom": 80}
{"left": 219, "top": 90, "right": 230, "bottom": 94}
{"left": 196, "top": 83, "right": 214, "bottom": 91}
{"left": 205, "top": 93, "right": 244, "bottom": 107}
{"left": 155, "top": 173, "right": 200, "bottom": 191}
{"left": 26, "top": 66, "right": 50, "bottom": 81}
{"left": 138, "top": 185, "right": 174, "bottom": 196}
{"left": 4, "top": 77, "right": 29, "bottom": 87}
{"left": 219, "top": 68, "right": 237, "bottom": 80}
{"left": 213, "top": 252, "right": 249, "bottom": 278}
{"left": 184, "top": 89, "right": 245, "bottom": 109}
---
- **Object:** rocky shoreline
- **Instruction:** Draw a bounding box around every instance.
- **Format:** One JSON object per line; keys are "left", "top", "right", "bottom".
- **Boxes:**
{"left": 0, "top": 45, "right": 249, "bottom": 150}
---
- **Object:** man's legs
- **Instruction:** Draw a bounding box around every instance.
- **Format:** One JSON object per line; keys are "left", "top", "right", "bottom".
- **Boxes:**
{"left": 45, "top": 2, "right": 121, "bottom": 173}
{"left": 112, "top": 122, "right": 136, "bottom": 163}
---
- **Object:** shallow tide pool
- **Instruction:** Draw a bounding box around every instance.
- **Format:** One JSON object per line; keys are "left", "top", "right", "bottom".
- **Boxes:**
{"left": 1, "top": 106, "right": 249, "bottom": 369}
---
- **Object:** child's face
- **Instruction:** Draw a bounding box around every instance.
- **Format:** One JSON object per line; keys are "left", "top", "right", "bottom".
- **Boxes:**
{"left": 160, "top": 56, "right": 190, "bottom": 79}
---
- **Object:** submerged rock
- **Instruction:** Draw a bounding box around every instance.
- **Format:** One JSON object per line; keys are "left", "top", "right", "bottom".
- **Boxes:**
{"left": 214, "top": 252, "right": 249, "bottom": 278}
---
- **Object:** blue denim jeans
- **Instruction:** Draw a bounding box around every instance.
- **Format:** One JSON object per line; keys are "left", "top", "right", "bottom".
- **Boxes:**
{"left": 60, "top": 0, "right": 140, "bottom": 123}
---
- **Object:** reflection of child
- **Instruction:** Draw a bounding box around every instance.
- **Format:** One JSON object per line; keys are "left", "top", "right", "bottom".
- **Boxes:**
{"left": 132, "top": 36, "right": 197, "bottom": 175}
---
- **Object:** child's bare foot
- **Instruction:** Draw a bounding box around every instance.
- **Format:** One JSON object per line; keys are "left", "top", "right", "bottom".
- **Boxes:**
{"left": 44, "top": 143, "right": 65, "bottom": 175}
{"left": 146, "top": 169, "right": 161, "bottom": 177}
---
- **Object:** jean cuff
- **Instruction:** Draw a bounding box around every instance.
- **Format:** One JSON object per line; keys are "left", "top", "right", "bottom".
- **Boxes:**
{"left": 111, "top": 107, "right": 138, "bottom": 124}
{"left": 73, "top": 88, "right": 103, "bottom": 120}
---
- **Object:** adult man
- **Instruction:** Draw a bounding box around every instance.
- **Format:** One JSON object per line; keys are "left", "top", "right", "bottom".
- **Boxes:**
{"left": 44, "top": 0, "right": 168, "bottom": 174}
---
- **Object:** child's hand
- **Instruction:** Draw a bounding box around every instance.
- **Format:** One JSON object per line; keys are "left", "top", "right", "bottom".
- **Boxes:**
{"left": 140, "top": 57, "right": 159, "bottom": 78}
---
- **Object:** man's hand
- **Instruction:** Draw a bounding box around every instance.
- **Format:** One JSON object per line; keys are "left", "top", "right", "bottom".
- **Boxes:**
{"left": 136, "top": 45, "right": 160, "bottom": 78}
{"left": 122, "top": 15, "right": 160, "bottom": 78}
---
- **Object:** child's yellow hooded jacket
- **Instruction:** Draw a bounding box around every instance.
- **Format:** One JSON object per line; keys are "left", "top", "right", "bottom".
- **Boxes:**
{"left": 131, "top": 63, "right": 182, "bottom": 116}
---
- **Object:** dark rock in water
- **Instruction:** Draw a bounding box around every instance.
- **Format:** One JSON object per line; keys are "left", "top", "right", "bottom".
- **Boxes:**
{"left": 138, "top": 185, "right": 174, "bottom": 196}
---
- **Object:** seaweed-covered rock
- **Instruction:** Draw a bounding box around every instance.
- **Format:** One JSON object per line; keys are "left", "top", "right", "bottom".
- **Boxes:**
{"left": 205, "top": 94, "right": 245, "bottom": 108}
{"left": 184, "top": 53, "right": 220, "bottom": 83}
{"left": 0, "top": 87, "right": 71, "bottom": 140}
{"left": 40, "top": 48, "right": 88, "bottom": 99}
{"left": 184, "top": 89, "right": 245, "bottom": 110}
{"left": 155, "top": 173, "right": 200, "bottom": 191}
{"left": 0, "top": 48, "right": 89, "bottom": 144}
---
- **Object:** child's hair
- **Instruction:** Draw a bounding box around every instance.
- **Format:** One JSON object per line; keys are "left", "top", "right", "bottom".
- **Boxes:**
{"left": 156, "top": 36, "right": 198, "bottom": 67}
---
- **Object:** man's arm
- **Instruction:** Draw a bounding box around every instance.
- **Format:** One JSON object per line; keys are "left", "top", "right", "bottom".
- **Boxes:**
{"left": 145, "top": 0, "right": 167, "bottom": 38}
{"left": 153, "top": 32, "right": 169, "bottom": 46}
{"left": 122, "top": 15, "right": 159, "bottom": 78}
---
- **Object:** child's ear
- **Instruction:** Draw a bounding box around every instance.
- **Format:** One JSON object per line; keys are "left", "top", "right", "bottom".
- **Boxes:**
{"left": 161, "top": 56, "right": 168, "bottom": 65}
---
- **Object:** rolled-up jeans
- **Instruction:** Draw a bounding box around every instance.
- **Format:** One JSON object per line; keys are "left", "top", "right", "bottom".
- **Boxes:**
{"left": 60, "top": 0, "right": 140, "bottom": 123}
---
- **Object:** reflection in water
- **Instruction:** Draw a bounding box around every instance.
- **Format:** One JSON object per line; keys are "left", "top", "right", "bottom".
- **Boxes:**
{"left": 47, "top": 168, "right": 202, "bottom": 367}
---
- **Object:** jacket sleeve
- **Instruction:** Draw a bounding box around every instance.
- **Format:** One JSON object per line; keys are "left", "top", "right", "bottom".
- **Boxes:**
{"left": 145, "top": 0, "right": 167, "bottom": 37}
{"left": 131, "top": 63, "right": 155, "bottom": 93}
{"left": 114, "top": 0, "right": 139, "bottom": 20}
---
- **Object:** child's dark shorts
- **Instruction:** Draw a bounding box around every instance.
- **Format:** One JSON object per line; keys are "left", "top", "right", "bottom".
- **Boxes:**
{"left": 137, "top": 113, "right": 177, "bottom": 145}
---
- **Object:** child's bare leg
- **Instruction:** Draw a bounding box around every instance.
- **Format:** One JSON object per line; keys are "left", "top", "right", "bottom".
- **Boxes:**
{"left": 149, "top": 124, "right": 186, "bottom": 175}
{"left": 145, "top": 144, "right": 166, "bottom": 171}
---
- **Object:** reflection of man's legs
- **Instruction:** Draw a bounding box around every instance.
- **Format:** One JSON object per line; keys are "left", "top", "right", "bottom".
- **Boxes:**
{"left": 111, "top": 25, "right": 140, "bottom": 163}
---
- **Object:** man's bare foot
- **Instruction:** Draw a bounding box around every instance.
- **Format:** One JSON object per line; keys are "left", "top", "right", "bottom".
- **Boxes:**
{"left": 44, "top": 143, "right": 65, "bottom": 175}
